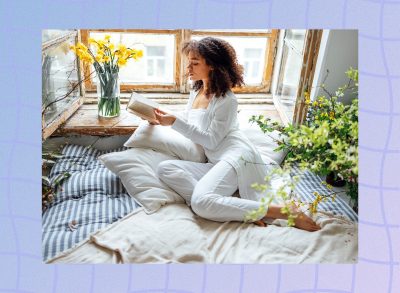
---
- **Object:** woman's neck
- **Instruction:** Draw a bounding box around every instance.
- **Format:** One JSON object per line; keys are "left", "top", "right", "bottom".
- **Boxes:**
{"left": 201, "top": 81, "right": 212, "bottom": 98}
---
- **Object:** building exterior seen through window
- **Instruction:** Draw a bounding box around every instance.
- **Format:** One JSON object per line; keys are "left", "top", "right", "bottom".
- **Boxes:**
{"left": 89, "top": 32, "right": 175, "bottom": 85}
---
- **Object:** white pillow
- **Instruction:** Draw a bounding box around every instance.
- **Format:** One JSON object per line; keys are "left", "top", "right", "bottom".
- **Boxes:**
{"left": 242, "top": 126, "right": 288, "bottom": 166}
{"left": 124, "top": 121, "right": 206, "bottom": 163}
{"left": 98, "top": 148, "right": 185, "bottom": 213}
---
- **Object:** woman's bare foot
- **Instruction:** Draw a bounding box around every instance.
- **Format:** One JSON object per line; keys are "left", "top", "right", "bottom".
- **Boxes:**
{"left": 293, "top": 212, "right": 320, "bottom": 232}
{"left": 253, "top": 220, "right": 267, "bottom": 227}
{"left": 262, "top": 204, "right": 321, "bottom": 232}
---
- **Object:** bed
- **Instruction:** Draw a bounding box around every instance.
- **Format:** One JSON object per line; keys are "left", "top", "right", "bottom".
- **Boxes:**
{"left": 43, "top": 124, "right": 358, "bottom": 263}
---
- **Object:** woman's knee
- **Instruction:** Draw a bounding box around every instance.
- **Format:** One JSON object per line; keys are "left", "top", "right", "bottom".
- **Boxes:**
{"left": 191, "top": 188, "right": 216, "bottom": 218}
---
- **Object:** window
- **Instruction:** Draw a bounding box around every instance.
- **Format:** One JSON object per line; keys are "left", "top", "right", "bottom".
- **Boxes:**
{"left": 80, "top": 29, "right": 278, "bottom": 94}
{"left": 190, "top": 30, "right": 277, "bottom": 93}
{"left": 81, "top": 30, "right": 180, "bottom": 92}
{"left": 275, "top": 29, "right": 306, "bottom": 120}
{"left": 146, "top": 46, "right": 168, "bottom": 80}
{"left": 243, "top": 48, "right": 263, "bottom": 82}
{"left": 42, "top": 30, "right": 83, "bottom": 140}
{"left": 273, "top": 29, "right": 323, "bottom": 124}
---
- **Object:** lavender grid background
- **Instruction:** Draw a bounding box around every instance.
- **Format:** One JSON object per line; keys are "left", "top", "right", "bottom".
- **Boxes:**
{"left": 0, "top": 0, "right": 399, "bottom": 292}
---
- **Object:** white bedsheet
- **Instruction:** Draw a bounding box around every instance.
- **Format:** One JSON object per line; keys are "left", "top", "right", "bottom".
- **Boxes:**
{"left": 47, "top": 203, "right": 357, "bottom": 264}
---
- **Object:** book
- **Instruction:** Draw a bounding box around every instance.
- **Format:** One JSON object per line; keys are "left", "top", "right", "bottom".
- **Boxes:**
{"left": 126, "top": 92, "right": 163, "bottom": 123}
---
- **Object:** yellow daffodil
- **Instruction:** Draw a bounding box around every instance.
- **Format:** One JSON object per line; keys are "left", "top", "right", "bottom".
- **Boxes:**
{"left": 304, "top": 91, "right": 311, "bottom": 105}
{"left": 118, "top": 44, "right": 127, "bottom": 53}
{"left": 76, "top": 42, "right": 88, "bottom": 51}
{"left": 117, "top": 58, "right": 127, "bottom": 67}
{"left": 71, "top": 36, "right": 143, "bottom": 69}
{"left": 95, "top": 54, "right": 104, "bottom": 62}
{"left": 97, "top": 40, "right": 105, "bottom": 48}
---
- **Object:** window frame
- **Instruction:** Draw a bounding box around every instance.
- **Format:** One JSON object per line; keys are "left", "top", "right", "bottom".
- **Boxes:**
{"left": 188, "top": 30, "right": 278, "bottom": 93}
{"left": 80, "top": 29, "right": 183, "bottom": 93}
{"left": 42, "top": 30, "right": 85, "bottom": 140}
{"left": 272, "top": 29, "right": 323, "bottom": 125}
{"left": 80, "top": 29, "right": 278, "bottom": 94}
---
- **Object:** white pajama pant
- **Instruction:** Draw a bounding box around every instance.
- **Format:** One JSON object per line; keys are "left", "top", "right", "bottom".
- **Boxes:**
{"left": 156, "top": 160, "right": 262, "bottom": 222}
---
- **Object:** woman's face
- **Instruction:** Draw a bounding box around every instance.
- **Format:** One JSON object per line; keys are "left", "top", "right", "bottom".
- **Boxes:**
{"left": 187, "top": 51, "right": 212, "bottom": 82}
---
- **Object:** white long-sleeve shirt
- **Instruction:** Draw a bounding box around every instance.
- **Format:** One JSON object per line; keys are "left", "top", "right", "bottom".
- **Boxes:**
{"left": 172, "top": 90, "right": 271, "bottom": 202}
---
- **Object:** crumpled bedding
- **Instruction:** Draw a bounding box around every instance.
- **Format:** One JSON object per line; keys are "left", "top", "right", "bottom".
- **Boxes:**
{"left": 47, "top": 203, "right": 357, "bottom": 264}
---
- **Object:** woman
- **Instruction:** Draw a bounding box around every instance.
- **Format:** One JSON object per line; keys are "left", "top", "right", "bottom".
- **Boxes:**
{"left": 153, "top": 37, "right": 320, "bottom": 232}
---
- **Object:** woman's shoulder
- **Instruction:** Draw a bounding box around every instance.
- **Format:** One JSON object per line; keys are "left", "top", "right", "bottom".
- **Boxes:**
{"left": 214, "top": 90, "right": 237, "bottom": 106}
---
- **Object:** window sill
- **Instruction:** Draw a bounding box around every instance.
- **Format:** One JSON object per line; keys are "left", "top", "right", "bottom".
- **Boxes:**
{"left": 53, "top": 93, "right": 276, "bottom": 136}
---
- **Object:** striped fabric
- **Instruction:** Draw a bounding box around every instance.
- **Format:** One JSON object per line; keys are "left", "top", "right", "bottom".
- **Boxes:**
{"left": 42, "top": 144, "right": 138, "bottom": 261}
{"left": 291, "top": 166, "right": 358, "bottom": 222}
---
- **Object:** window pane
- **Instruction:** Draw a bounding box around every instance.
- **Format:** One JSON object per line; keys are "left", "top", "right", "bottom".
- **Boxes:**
{"left": 191, "top": 35, "right": 268, "bottom": 85}
{"left": 147, "top": 46, "right": 166, "bottom": 56}
{"left": 284, "top": 29, "right": 306, "bottom": 54}
{"left": 276, "top": 30, "right": 306, "bottom": 120}
{"left": 147, "top": 59, "right": 154, "bottom": 76}
{"left": 42, "top": 33, "right": 80, "bottom": 127}
{"left": 244, "top": 48, "right": 262, "bottom": 58}
{"left": 89, "top": 32, "right": 175, "bottom": 84}
{"left": 42, "top": 30, "right": 74, "bottom": 43}
{"left": 252, "top": 62, "right": 260, "bottom": 78}
{"left": 157, "top": 59, "right": 165, "bottom": 78}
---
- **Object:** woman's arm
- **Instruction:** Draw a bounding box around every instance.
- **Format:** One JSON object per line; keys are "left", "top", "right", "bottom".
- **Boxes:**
{"left": 171, "top": 95, "right": 238, "bottom": 150}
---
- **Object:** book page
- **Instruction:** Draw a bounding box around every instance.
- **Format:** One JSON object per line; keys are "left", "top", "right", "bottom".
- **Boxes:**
{"left": 126, "top": 92, "right": 162, "bottom": 123}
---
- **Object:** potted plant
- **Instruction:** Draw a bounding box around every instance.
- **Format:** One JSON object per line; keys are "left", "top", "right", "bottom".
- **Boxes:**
{"left": 250, "top": 68, "right": 358, "bottom": 211}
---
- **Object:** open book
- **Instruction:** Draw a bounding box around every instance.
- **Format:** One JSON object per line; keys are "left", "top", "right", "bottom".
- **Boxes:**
{"left": 126, "top": 92, "right": 165, "bottom": 123}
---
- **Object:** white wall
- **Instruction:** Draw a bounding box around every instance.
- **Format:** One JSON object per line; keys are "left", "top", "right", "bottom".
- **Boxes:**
{"left": 311, "top": 30, "right": 358, "bottom": 104}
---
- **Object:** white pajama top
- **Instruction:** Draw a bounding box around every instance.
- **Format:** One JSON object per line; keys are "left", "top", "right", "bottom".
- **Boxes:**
{"left": 172, "top": 90, "right": 271, "bottom": 202}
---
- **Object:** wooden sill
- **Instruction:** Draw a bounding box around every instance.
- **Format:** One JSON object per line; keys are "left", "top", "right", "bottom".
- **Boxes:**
{"left": 53, "top": 103, "right": 141, "bottom": 136}
{"left": 53, "top": 94, "right": 278, "bottom": 137}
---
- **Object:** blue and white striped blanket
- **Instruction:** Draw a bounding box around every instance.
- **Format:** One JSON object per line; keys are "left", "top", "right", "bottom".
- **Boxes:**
{"left": 292, "top": 166, "right": 358, "bottom": 222}
{"left": 42, "top": 145, "right": 138, "bottom": 261}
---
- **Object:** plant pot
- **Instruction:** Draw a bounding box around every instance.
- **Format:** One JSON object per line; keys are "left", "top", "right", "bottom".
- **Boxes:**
{"left": 97, "top": 72, "right": 121, "bottom": 118}
{"left": 326, "top": 171, "right": 346, "bottom": 187}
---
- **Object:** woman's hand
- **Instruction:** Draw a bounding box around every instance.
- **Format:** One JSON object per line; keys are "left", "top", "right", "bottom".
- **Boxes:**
{"left": 154, "top": 109, "right": 176, "bottom": 126}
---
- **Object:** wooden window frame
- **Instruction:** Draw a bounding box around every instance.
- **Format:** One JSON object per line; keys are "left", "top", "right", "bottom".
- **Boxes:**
{"left": 81, "top": 29, "right": 182, "bottom": 93}
{"left": 292, "top": 29, "right": 323, "bottom": 125}
{"left": 273, "top": 29, "right": 323, "bottom": 125}
{"left": 42, "top": 30, "right": 85, "bottom": 140}
{"left": 188, "top": 30, "right": 278, "bottom": 93}
{"left": 80, "top": 29, "right": 278, "bottom": 94}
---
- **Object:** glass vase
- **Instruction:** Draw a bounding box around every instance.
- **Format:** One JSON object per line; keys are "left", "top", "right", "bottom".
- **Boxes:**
{"left": 97, "top": 72, "right": 121, "bottom": 118}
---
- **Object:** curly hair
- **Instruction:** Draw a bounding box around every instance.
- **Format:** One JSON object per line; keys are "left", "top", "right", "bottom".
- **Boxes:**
{"left": 182, "top": 37, "right": 244, "bottom": 97}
